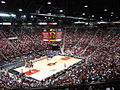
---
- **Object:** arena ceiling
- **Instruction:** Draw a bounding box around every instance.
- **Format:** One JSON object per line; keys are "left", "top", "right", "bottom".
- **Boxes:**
{"left": 0, "top": 0, "right": 120, "bottom": 21}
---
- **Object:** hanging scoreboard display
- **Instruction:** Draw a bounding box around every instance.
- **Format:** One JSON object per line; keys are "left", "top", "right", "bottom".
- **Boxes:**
{"left": 42, "top": 28, "right": 63, "bottom": 41}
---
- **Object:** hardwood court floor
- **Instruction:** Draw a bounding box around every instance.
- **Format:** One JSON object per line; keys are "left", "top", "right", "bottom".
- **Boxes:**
{"left": 14, "top": 55, "right": 81, "bottom": 81}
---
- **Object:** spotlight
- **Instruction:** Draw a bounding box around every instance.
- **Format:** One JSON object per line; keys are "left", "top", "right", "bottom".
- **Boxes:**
{"left": 84, "top": 5, "right": 88, "bottom": 8}
{"left": 19, "top": 9, "right": 23, "bottom": 11}
{"left": 111, "top": 14, "right": 113, "bottom": 16}
{"left": 59, "top": 10, "right": 63, "bottom": 12}
{"left": 111, "top": 12, "right": 114, "bottom": 14}
{"left": 82, "top": 13, "right": 85, "bottom": 16}
{"left": 1, "top": 1, "right": 6, "bottom": 4}
{"left": 100, "top": 17, "right": 102, "bottom": 19}
{"left": 104, "top": 9, "right": 107, "bottom": 12}
{"left": 31, "top": 15, "right": 33, "bottom": 18}
{"left": 47, "top": 2, "right": 51, "bottom": 5}
{"left": 92, "top": 15, "right": 94, "bottom": 17}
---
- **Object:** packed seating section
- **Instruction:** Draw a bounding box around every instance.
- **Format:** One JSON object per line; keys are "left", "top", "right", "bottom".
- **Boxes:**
{"left": 0, "top": 26, "right": 120, "bottom": 89}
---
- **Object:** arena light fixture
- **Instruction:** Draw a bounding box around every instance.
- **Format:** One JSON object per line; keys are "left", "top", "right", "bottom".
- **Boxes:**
{"left": 48, "top": 17, "right": 50, "bottom": 19}
{"left": 84, "top": 5, "right": 88, "bottom": 8}
{"left": 0, "top": 13, "right": 16, "bottom": 17}
{"left": 0, "top": 13, "right": 10, "bottom": 17}
{"left": 82, "top": 13, "right": 85, "bottom": 16}
{"left": 21, "top": 15, "right": 26, "bottom": 18}
{"left": 100, "top": 17, "right": 102, "bottom": 19}
{"left": 78, "top": 17, "right": 83, "bottom": 19}
{"left": 97, "top": 21, "right": 108, "bottom": 24}
{"left": 3, "top": 22, "right": 11, "bottom": 25}
{"left": 10, "top": 14, "right": 16, "bottom": 17}
{"left": 47, "top": 2, "right": 51, "bottom": 5}
{"left": 1, "top": 1, "right": 5, "bottom": 4}
{"left": 23, "top": 15, "right": 26, "bottom": 18}
{"left": 38, "top": 22, "right": 47, "bottom": 25}
{"left": 111, "top": 12, "right": 114, "bottom": 14}
{"left": 0, "top": 23, "right": 3, "bottom": 25}
{"left": 92, "top": 15, "right": 94, "bottom": 17}
{"left": 74, "top": 21, "right": 85, "bottom": 24}
{"left": 112, "top": 21, "right": 120, "bottom": 23}
{"left": 104, "top": 9, "right": 107, "bottom": 12}
{"left": 28, "top": 23, "right": 32, "bottom": 25}
{"left": 111, "top": 14, "right": 113, "bottom": 16}
{"left": 31, "top": 15, "right": 33, "bottom": 18}
{"left": 85, "top": 22, "right": 89, "bottom": 25}
{"left": 59, "top": 10, "right": 63, "bottom": 12}
{"left": 52, "top": 23, "right": 57, "bottom": 25}
{"left": 19, "top": 9, "right": 23, "bottom": 11}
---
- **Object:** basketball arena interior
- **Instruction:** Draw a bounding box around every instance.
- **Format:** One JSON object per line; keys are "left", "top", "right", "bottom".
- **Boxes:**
{"left": 0, "top": 0, "right": 120, "bottom": 90}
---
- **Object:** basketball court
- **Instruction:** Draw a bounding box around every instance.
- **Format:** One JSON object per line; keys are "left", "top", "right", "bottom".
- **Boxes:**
{"left": 14, "top": 55, "right": 82, "bottom": 81}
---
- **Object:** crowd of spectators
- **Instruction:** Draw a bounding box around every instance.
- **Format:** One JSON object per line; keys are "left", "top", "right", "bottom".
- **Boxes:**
{"left": 0, "top": 26, "right": 119, "bottom": 89}
{"left": 0, "top": 69, "right": 42, "bottom": 89}
{"left": 0, "top": 28, "right": 56, "bottom": 64}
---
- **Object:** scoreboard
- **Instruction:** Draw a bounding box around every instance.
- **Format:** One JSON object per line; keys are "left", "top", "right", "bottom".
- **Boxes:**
{"left": 42, "top": 28, "right": 63, "bottom": 41}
